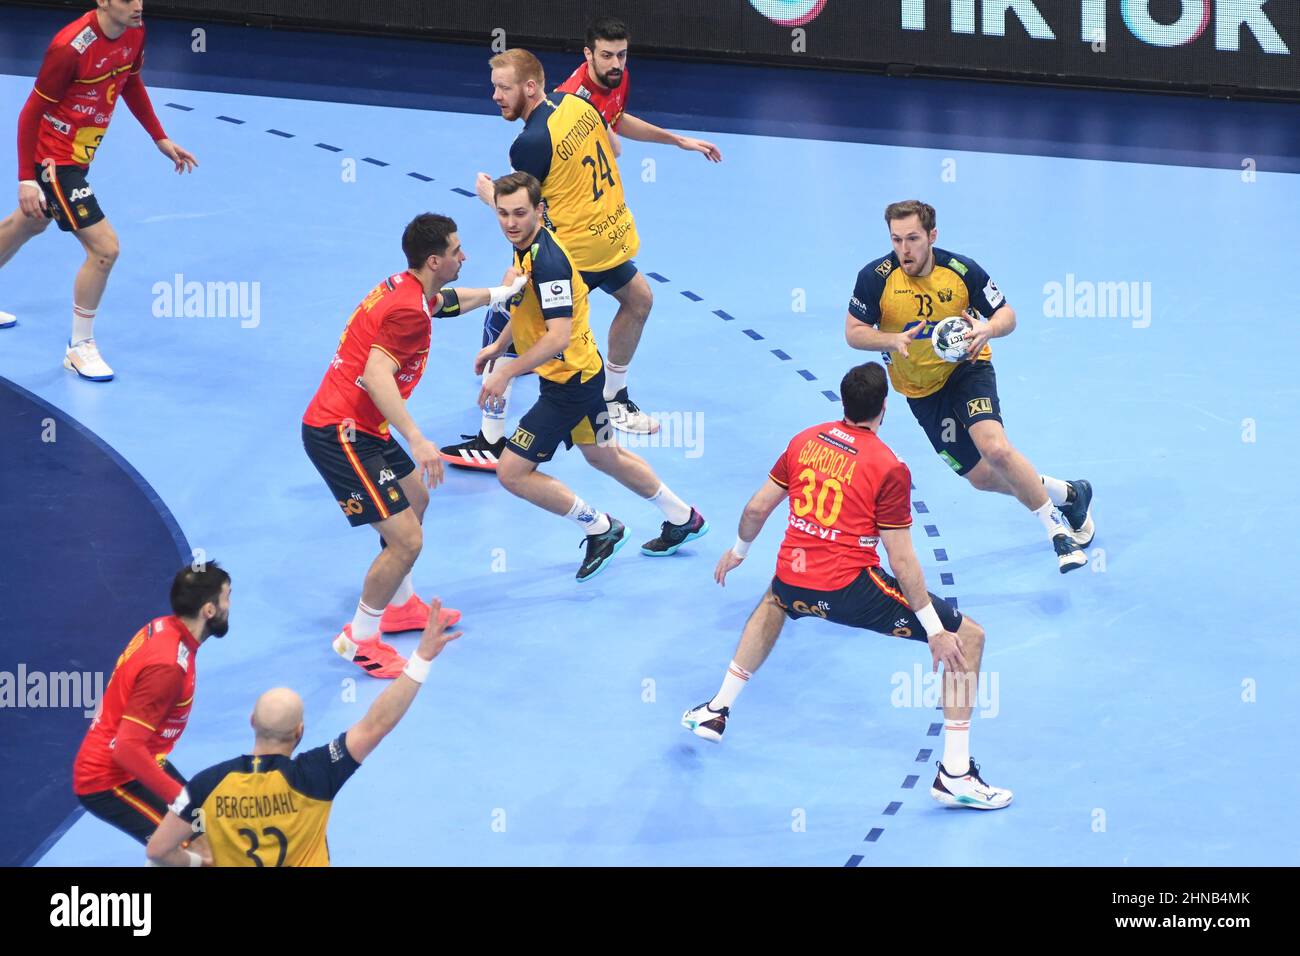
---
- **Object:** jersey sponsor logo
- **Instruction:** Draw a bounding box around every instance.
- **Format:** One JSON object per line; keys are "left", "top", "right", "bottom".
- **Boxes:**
{"left": 575, "top": 85, "right": 592, "bottom": 100}
{"left": 829, "top": 427, "right": 858, "bottom": 445}
{"left": 947, "top": 258, "right": 969, "bottom": 277}
{"left": 858, "top": 535, "right": 880, "bottom": 548}
{"left": 510, "top": 426, "right": 535, "bottom": 450}
{"left": 176, "top": 642, "right": 190, "bottom": 672}
{"left": 790, "top": 599, "right": 829, "bottom": 619}
{"left": 70, "top": 26, "right": 98, "bottom": 54}
{"left": 69, "top": 185, "right": 94, "bottom": 201}
{"left": 338, "top": 498, "right": 363, "bottom": 516}
{"left": 329, "top": 736, "right": 345, "bottom": 762}
{"left": 377, "top": 467, "right": 396, "bottom": 485}
{"left": 44, "top": 113, "right": 72, "bottom": 134}
{"left": 937, "top": 288, "right": 954, "bottom": 302}
{"left": 94, "top": 113, "right": 110, "bottom": 125}
{"left": 71, "top": 102, "right": 96, "bottom": 115}
{"left": 540, "top": 279, "right": 573, "bottom": 310}
{"left": 983, "top": 277, "right": 1004, "bottom": 309}
{"left": 874, "top": 259, "right": 893, "bottom": 278}
{"left": 818, "top": 431, "right": 859, "bottom": 455}
{"left": 789, "top": 514, "right": 840, "bottom": 541}
{"left": 967, "top": 397, "right": 993, "bottom": 417}
{"left": 849, "top": 296, "right": 870, "bottom": 314}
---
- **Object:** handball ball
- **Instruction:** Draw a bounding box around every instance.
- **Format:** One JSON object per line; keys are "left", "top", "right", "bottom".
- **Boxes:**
{"left": 931, "top": 313, "right": 974, "bottom": 363}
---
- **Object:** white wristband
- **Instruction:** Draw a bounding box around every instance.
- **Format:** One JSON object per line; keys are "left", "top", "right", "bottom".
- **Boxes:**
{"left": 732, "top": 535, "right": 751, "bottom": 558}
{"left": 19, "top": 179, "right": 39, "bottom": 189}
{"left": 916, "top": 602, "right": 944, "bottom": 638}
{"left": 186, "top": 849, "right": 202, "bottom": 867}
{"left": 402, "top": 652, "right": 432, "bottom": 683}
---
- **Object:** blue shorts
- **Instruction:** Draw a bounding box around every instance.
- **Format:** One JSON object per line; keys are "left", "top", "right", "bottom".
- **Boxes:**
{"left": 507, "top": 366, "right": 610, "bottom": 464}
{"left": 580, "top": 259, "right": 638, "bottom": 295}
{"left": 905, "top": 360, "right": 1003, "bottom": 476}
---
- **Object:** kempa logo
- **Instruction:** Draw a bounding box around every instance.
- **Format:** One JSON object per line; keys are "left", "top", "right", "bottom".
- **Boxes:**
{"left": 1042, "top": 273, "right": 1152, "bottom": 328}
{"left": 152, "top": 273, "right": 261, "bottom": 328}
{"left": 50, "top": 886, "right": 151, "bottom": 936}
{"left": 0, "top": 665, "right": 103, "bottom": 718}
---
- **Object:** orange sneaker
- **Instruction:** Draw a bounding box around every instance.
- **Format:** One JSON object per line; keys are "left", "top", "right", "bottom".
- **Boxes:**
{"left": 380, "top": 595, "right": 461, "bottom": 633}
{"left": 332, "top": 624, "right": 407, "bottom": 678}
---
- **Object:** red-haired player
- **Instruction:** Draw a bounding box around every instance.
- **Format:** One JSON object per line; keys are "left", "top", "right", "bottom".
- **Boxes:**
{"left": 0, "top": 0, "right": 197, "bottom": 380}
{"left": 682, "top": 362, "right": 1012, "bottom": 810}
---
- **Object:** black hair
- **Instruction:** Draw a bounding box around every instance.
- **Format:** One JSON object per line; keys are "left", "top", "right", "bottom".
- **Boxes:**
{"left": 402, "top": 213, "right": 458, "bottom": 269}
{"left": 586, "top": 16, "right": 630, "bottom": 48}
{"left": 170, "top": 562, "right": 230, "bottom": 617}
{"left": 841, "top": 362, "right": 888, "bottom": 423}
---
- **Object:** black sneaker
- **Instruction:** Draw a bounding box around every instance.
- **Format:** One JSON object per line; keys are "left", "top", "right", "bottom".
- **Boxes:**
{"left": 682, "top": 701, "right": 729, "bottom": 742}
{"left": 1053, "top": 532, "right": 1087, "bottom": 574}
{"left": 439, "top": 431, "right": 507, "bottom": 471}
{"left": 576, "top": 516, "right": 627, "bottom": 582}
{"left": 641, "top": 507, "right": 709, "bottom": 556}
{"left": 606, "top": 387, "right": 660, "bottom": 435}
{"left": 1058, "top": 479, "right": 1094, "bottom": 547}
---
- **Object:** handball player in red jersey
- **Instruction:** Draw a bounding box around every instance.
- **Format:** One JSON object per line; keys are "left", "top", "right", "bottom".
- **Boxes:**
{"left": 0, "top": 0, "right": 198, "bottom": 381}
{"left": 682, "top": 363, "right": 1013, "bottom": 810}
{"left": 555, "top": 16, "right": 722, "bottom": 163}
{"left": 302, "top": 212, "right": 526, "bottom": 678}
{"left": 72, "top": 563, "right": 230, "bottom": 859}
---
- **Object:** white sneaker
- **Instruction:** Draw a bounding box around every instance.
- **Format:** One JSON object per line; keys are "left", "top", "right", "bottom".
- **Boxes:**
{"left": 606, "top": 387, "right": 659, "bottom": 435}
{"left": 930, "top": 759, "right": 1013, "bottom": 810}
{"left": 0, "top": 311, "right": 16, "bottom": 329}
{"left": 681, "top": 701, "right": 728, "bottom": 742}
{"left": 64, "top": 338, "right": 114, "bottom": 381}
{"left": 1053, "top": 532, "right": 1087, "bottom": 574}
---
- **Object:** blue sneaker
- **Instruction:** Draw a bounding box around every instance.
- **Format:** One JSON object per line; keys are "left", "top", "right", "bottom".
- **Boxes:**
{"left": 1059, "top": 479, "right": 1094, "bottom": 548}
{"left": 576, "top": 516, "right": 627, "bottom": 582}
{"left": 641, "top": 507, "right": 708, "bottom": 556}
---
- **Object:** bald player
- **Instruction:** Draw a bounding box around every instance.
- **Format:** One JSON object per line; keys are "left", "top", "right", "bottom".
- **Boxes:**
{"left": 145, "top": 599, "right": 460, "bottom": 867}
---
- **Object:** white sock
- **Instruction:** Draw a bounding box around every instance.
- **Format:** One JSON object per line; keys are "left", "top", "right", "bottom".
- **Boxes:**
{"left": 648, "top": 483, "right": 691, "bottom": 525}
{"left": 1032, "top": 498, "right": 1067, "bottom": 538}
{"left": 564, "top": 496, "right": 611, "bottom": 535}
{"left": 350, "top": 601, "right": 384, "bottom": 641}
{"left": 1040, "top": 474, "right": 1070, "bottom": 506}
{"left": 709, "top": 660, "right": 752, "bottom": 711}
{"left": 480, "top": 361, "right": 512, "bottom": 444}
{"left": 71, "top": 304, "right": 96, "bottom": 345}
{"left": 942, "top": 718, "right": 971, "bottom": 775}
{"left": 603, "top": 361, "right": 629, "bottom": 400}
{"left": 390, "top": 573, "right": 415, "bottom": 606}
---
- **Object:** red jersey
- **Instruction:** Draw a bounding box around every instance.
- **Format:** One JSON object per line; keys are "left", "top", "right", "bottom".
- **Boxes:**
{"left": 769, "top": 421, "right": 913, "bottom": 591}
{"left": 24, "top": 11, "right": 155, "bottom": 173}
{"left": 73, "top": 616, "right": 200, "bottom": 796}
{"left": 303, "top": 272, "right": 439, "bottom": 439}
{"left": 555, "top": 61, "right": 630, "bottom": 131}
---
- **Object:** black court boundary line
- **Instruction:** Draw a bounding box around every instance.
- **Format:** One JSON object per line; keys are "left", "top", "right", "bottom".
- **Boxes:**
{"left": 4, "top": 376, "right": 193, "bottom": 866}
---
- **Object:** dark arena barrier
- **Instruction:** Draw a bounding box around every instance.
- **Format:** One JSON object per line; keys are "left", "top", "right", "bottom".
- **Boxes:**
{"left": 13, "top": 0, "right": 1300, "bottom": 98}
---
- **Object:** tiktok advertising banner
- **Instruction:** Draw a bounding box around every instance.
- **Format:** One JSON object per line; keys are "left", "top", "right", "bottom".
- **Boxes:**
{"left": 17, "top": 1, "right": 1300, "bottom": 96}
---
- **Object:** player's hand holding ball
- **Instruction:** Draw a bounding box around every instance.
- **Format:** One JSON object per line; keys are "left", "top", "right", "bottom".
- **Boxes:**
{"left": 958, "top": 308, "right": 993, "bottom": 360}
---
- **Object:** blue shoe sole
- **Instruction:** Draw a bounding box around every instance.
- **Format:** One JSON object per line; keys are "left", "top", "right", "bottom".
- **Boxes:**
{"left": 576, "top": 527, "right": 628, "bottom": 583}
{"left": 641, "top": 520, "right": 710, "bottom": 556}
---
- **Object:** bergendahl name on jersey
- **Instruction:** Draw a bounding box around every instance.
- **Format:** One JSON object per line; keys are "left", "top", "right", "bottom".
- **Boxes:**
{"left": 49, "top": 886, "right": 151, "bottom": 936}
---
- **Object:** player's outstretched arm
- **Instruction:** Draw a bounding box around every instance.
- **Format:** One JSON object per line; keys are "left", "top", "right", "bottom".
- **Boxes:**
{"left": 344, "top": 598, "right": 462, "bottom": 763}
{"left": 361, "top": 348, "right": 443, "bottom": 488}
{"left": 880, "top": 528, "right": 966, "bottom": 673}
{"left": 145, "top": 809, "right": 208, "bottom": 867}
{"left": 446, "top": 273, "right": 529, "bottom": 313}
{"left": 619, "top": 114, "right": 722, "bottom": 162}
{"left": 716, "top": 479, "right": 787, "bottom": 586}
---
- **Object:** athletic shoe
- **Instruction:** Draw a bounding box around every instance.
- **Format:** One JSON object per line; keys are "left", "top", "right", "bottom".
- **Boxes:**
{"left": 1053, "top": 532, "right": 1087, "bottom": 574}
{"left": 681, "top": 701, "right": 729, "bottom": 742}
{"left": 930, "top": 759, "right": 1013, "bottom": 810}
{"left": 63, "top": 338, "right": 113, "bottom": 381}
{"left": 331, "top": 624, "right": 406, "bottom": 679}
{"left": 606, "top": 388, "right": 659, "bottom": 435}
{"left": 1059, "top": 479, "right": 1095, "bottom": 548}
{"left": 379, "top": 595, "right": 463, "bottom": 634}
{"left": 576, "top": 516, "right": 627, "bottom": 582}
{"left": 0, "top": 311, "right": 16, "bottom": 329}
{"left": 641, "top": 507, "right": 709, "bottom": 555}
{"left": 440, "top": 431, "right": 506, "bottom": 471}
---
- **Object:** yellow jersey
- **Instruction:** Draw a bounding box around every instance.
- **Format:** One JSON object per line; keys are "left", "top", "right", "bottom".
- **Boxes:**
{"left": 847, "top": 248, "right": 1007, "bottom": 399}
{"left": 172, "top": 732, "right": 361, "bottom": 867}
{"left": 509, "top": 93, "right": 640, "bottom": 272}
{"left": 506, "top": 227, "right": 602, "bottom": 385}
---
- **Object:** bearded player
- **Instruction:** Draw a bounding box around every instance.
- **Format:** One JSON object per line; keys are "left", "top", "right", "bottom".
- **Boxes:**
{"left": 0, "top": 0, "right": 198, "bottom": 381}
{"left": 682, "top": 363, "right": 1012, "bottom": 810}
{"left": 302, "top": 212, "right": 526, "bottom": 677}
{"left": 845, "top": 200, "right": 1094, "bottom": 573}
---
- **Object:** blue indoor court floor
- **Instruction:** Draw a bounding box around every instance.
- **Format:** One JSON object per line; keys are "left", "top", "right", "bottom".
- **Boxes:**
{"left": 2, "top": 10, "right": 1297, "bottom": 867}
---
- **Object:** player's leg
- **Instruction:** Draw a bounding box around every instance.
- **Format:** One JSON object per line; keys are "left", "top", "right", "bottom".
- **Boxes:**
{"left": 77, "top": 779, "right": 170, "bottom": 846}
{"left": 63, "top": 217, "right": 118, "bottom": 380}
{"left": 682, "top": 588, "right": 787, "bottom": 741}
{"left": 441, "top": 305, "right": 515, "bottom": 471}
{"left": 599, "top": 265, "right": 658, "bottom": 434}
{"left": 333, "top": 506, "right": 423, "bottom": 677}
{"left": 0, "top": 209, "right": 51, "bottom": 328}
